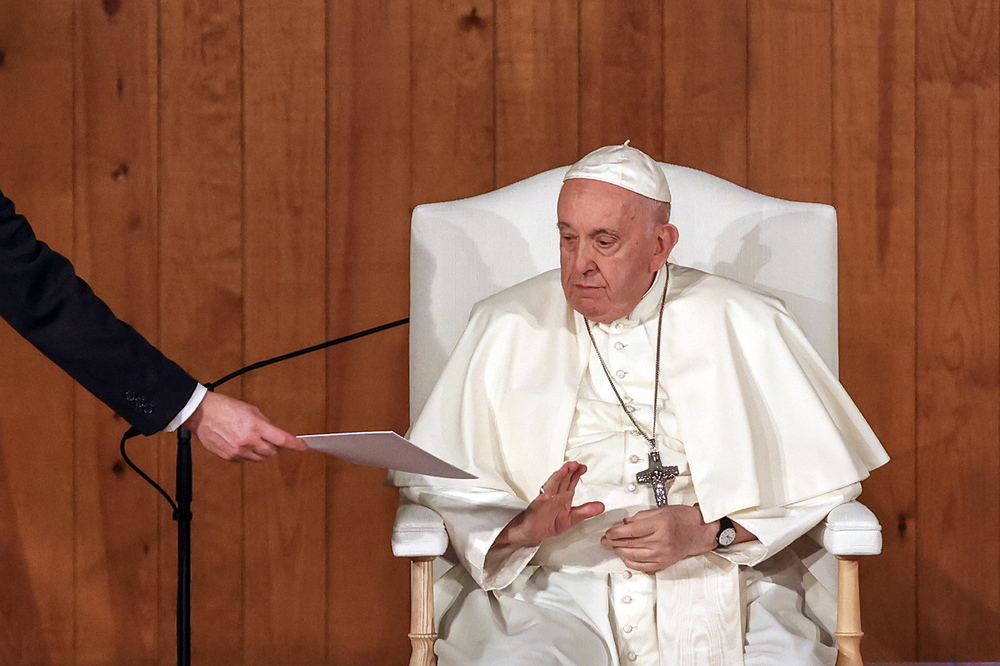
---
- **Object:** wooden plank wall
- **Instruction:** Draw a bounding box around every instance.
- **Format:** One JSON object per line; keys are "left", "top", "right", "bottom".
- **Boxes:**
{"left": 0, "top": 1, "right": 997, "bottom": 662}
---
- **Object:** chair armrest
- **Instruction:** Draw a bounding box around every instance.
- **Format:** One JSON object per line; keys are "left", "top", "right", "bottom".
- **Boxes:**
{"left": 808, "top": 500, "right": 882, "bottom": 557}
{"left": 392, "top": 503, "right": 449, "bottom": 558}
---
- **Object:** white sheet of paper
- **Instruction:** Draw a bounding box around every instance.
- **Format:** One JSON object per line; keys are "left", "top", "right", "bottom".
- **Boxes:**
{"left": 301, "top": 431, "right": 476, "bottom": 479}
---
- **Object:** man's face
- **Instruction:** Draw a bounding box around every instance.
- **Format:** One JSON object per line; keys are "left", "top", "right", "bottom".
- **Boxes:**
{"left": 557, "top": 179, "right": 678, "bottom": 324}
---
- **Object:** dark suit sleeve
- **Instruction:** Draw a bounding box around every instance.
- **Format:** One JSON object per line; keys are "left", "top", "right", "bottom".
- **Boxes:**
{"left": 0, "top": 187, "right": 199, "bottom": 435}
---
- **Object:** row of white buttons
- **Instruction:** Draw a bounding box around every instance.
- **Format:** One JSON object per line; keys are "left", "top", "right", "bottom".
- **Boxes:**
{"left": 616, "top": 570, "right": 644, "bottom": 663}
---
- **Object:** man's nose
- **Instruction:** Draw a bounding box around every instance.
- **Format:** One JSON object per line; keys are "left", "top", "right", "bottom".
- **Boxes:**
{"left": 574, "top": 244, "right": 597, "bottom": 274}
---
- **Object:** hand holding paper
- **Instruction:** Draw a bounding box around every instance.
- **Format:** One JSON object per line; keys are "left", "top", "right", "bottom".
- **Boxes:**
{"left": 301, "top": 431, "right": 475, "bottom": 479}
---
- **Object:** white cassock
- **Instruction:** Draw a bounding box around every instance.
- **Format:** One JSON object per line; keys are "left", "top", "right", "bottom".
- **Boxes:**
{"left": 390, "top": 264, "right": 889, "bottom": 666}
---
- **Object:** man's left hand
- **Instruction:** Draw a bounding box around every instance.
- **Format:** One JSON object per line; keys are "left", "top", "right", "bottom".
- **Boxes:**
{"left": 600, "top": 504, "right": 716, "bottom": 573}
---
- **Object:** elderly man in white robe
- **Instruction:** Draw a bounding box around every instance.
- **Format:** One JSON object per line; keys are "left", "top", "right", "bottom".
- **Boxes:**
{"left": 390, "top": 143, "right": 889, "bottom": 666}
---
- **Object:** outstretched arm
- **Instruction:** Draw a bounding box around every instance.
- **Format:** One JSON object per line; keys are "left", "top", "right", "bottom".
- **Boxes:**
{"left": 1, "top": 187, "right": 305, "bottom": 461}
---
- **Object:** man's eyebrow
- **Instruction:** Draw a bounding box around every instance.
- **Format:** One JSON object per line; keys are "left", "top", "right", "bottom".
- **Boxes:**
{"left": 556, "top": 222, "right": 620, "bottom": 239}
{"left": 588, "top": 228, "right": 620, "bottom": 238}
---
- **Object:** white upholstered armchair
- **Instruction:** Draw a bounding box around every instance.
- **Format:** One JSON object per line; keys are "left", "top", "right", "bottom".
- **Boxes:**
{"left": 393, "top": 164, "right": 882, "bottom": 666}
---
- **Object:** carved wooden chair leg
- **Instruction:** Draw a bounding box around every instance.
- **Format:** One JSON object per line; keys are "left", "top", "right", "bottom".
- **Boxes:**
{"left": 408, "top": 556, "right": 438, "bottom": 666}
{"left": 835, "top": 556, "right": 863, "bottom": 666}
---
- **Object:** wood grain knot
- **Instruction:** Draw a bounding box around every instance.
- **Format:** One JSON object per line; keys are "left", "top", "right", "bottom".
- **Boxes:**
{"left": 460, "top": 6, "right": 484, "bottom": 30}
{"left": 102, "top": 0, "right": 121, "bottom": 18}
{"left": 897, "top": 514, "right": 908, "bottom": 534}
{"left": 111, "top": 461, "right": 126, "bottom": 476}
{"left": 0, "top": 50, "right": 6, "bottom": 68}
{"left": 112, "top": 162, "right": 129, "bottom": 181}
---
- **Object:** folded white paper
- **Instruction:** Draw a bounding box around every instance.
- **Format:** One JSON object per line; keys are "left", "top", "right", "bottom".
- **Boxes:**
{"left": 301, "top": 431, "right": 476, "bottom": 479}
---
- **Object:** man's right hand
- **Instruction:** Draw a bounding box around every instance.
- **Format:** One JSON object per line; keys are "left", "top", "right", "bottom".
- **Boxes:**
{"left": 183, "top": 390, "right": 307, "bottom": 462}
{"left": 493, "top": 461, "right": 605, "bottom": 552}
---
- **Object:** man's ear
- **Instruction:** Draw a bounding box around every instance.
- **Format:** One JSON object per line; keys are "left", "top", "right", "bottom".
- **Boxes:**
{"left": 650, "top": 223, "right": 679, "bottom": 270}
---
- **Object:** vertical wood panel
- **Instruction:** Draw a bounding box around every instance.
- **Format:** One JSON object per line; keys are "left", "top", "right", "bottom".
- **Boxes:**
{"left": 833, "top": 0, "right": 917, "bottom": 660}
{"left": 495, "top": 0, "right": 579, "bottom": 186}
{"left": 158, "top": 0, "right": 246, "bottom": 661}
{"left": 579, "top": 0, "right": 664, "bottom": 157}
{"left": 0, "top": 3, "right": 76, "bottom": 662}
{"left": 327, "top": 1, "right": 412, "bottom": 661}
{"left": 748, "top": 0, "right": 832, "bottom": 202}
{"left": 915, "top": 0, "right": 1000, "bottom": 659}
{"left": 242, "top": 0, "right": 328, "bottom": 661}
{"left": 411, "top": 0, "right": 495, "bottom": 205}
{"left": 663, "top": 1, "right": 748, "bottom": 186}
{"left": 72, "top": 0, "right": 161, "bottom": 661}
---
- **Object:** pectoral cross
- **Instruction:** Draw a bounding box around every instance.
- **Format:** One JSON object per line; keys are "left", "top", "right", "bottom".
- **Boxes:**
{"left": 636, "top": 450, "right": 679, "bottom": 507}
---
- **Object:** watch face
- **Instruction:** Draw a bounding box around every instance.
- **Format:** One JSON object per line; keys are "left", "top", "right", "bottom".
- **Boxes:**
{"left": 717, "top": 527, "right": 737, "bottom": 548}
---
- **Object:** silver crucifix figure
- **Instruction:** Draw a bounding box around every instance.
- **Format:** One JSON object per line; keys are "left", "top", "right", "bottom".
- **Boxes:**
{"left": 636, "top": 449, "right": 679, "bottom": 507}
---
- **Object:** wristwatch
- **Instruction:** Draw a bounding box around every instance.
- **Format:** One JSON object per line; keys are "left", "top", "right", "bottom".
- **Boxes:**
{"left": 715, "top": 516, "right": 737, "bottom": 548}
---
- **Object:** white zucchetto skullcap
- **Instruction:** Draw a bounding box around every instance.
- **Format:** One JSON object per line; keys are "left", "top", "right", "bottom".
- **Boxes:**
{"left": 563, "top": 141, "right": 671, "bottom": 203}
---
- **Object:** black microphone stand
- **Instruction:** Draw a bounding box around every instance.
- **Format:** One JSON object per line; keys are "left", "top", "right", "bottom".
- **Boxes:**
{"left": 175, "top": 426, "right": 193, "bottom": 666}
{"left": 119, "top": 317, "right": 408, "bottom": 664}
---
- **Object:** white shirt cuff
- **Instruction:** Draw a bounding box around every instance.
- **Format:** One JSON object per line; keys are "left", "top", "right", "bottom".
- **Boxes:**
{"left": 483, "top": 543, "right": 540, "bottom": 591}
{"left": 164, "top": 384, "right": 208, "bottom": 432}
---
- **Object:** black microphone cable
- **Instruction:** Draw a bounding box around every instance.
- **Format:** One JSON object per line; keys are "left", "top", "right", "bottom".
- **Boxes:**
{"left": 118, "top": 317, "right": 409, "bottom": 511}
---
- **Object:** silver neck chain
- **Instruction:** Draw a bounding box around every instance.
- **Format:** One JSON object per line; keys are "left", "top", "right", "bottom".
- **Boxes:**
{"left": 583, "top": 270, "right": 669, "bottom": 450}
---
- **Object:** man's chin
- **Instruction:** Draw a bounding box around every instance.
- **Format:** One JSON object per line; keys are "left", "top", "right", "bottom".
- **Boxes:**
{"left": 568, "top": 297, "right": 610, "bottom": 322}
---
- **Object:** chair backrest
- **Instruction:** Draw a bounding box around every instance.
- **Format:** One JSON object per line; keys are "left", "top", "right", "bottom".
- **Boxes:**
{"left": 410, "top": 164, "right": 838, "bottom": 419}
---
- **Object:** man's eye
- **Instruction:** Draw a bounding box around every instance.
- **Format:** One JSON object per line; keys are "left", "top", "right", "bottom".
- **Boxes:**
{"left": 596, "top": 238, "right": 615, "bottom": 248}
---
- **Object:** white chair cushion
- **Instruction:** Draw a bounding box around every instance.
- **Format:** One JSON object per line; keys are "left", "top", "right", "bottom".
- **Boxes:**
{"left": 392, "top": 503, "right": 448, "bottom": 558}
{"left": 809, "top": 500, "right": 883, "bottom": 557}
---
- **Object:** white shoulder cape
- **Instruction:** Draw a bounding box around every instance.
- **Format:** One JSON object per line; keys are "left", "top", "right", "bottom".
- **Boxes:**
{"left": 392, "top": 264, "right": 889, "bottom": 521}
